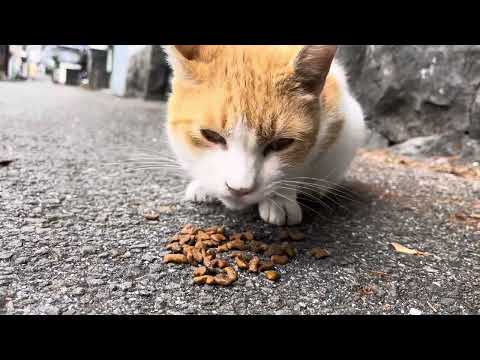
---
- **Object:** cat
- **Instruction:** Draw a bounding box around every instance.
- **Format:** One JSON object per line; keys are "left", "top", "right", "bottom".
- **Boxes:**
{"left": 163, "top": 45, "right": 366, "bottom": 226}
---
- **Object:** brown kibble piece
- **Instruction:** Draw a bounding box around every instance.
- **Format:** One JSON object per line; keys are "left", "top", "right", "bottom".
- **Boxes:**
{"left": 164, "top": 254, "right": 188, "bottom": 264}
{"left": 192, "top": 248, "right": 204, "bottom": 263}
{"left": 235, "top": 257, "right": 249, "bottom": 270}
{"left": 211, "top": 233, "right": 226, "bottom": 243}
{"left": 264, "top": 244, "right": 284, "bottom": 257}
{"left": 210, "top": 259, "right": 229, "bottom": 269}
{"left": 143, "top": 209, "right": 160, "bottom": 221}
{"left": 178, "top": 234, "right": 194, "bottom": 245}
{"left": 258, "top": 261, "right": 275, "bottom": 272}
{"left": 180, "top": 224, "right": 198, "bottom": 235}
{"left": 204, "top": 226, "right": 219, "bottom": 235}
{"left": 166, "top": 242, "right": 182, "bottom": 253}
{"left": 217, "top": 244, "right": 229, "bottom": 252}
{"left": 271, "top": 255, "right": 289, "bottom": 265}
{"left": 193, "top": 266, "right": 207, "bottom": 277}
{"left": 214, "top": 267, "right": 238, "bottom": 286}
{"left": 248, "top": 256, "right": 261, "bottom": 273}
{"left": 193, "top": 275, "right": 216, "bottom": 285}
{"left": 195, "top": 231, "right": 211, "bottom": 241}
{"left": 229, "top": 251, "right": 245, "bottom": 258}
{"left": 203, "top": 254, "right": 216, "bottom": 267}
{"left": 249, "top": 241, "right": 268, "bottom": 253}
{"left": 227, "top": 239, "right": 246, "bottom": 251}
{"left": 264, "top": 270, "right": 280, "bottom": 282}
{"left": 288, "top": 230, "right": 305, "bottom": 241}
{"left": 309, "top": 247, "right": 330, "bottom": 259}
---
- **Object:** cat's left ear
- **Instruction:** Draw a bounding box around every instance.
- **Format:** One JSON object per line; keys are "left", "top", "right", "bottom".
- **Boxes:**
{"left": 162, "top": 45, "right": 211, "bottom": 81}
{"left": 293, "top": 45, "right": 337, "bottom": 96}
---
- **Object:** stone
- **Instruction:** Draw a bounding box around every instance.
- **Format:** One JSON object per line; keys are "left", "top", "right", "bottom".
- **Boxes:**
{"left": 339, "top": 45, "right": 480, "bottom": 155}
{"left": 0, "top": 252, "right": 13, "bottom": 260}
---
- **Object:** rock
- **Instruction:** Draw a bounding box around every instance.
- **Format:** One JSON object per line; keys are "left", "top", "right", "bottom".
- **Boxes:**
{"left": 86, "top": 278, "right": 105, "bottom": 286}
{"left": 391, "top": 131, "right": 480, "bottom": 160}
{"left": 364, "top": 129, "right": 390, "bottom": 149}
{"left": 119, "top": 281, "right": 133, "bottom": 291}
{"left": 14, "top": 256, "right": 29, "bottom": 265}
{"left": 0, "top": 251, "right": 13, "bottom": 260}
{"left": 408, "top": 308, "right": 423, "bottom": 315}
{"left": 72, "top": 287, "right": 85, "bottom": 296}
{"left": 80, "top": 246, "right": 96, "bottom": 257}
{"left": 8, "top": 239, "right": 23, "bottom": 248}
{"left": 339, "top": 45, "right": 480, "bottom": 150}
{"left": 38, "top": 305, "right": 60, "bottom": 315}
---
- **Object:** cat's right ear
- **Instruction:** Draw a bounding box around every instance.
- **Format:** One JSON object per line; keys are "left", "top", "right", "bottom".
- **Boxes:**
{"left": 162, "top": 45, "right": 203, "bottom": 81}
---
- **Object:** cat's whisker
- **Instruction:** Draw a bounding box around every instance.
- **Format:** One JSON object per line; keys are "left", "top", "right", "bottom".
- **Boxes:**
{"left": 280, "top": 180, "right": 358, "bottom": 203}
{"left": 275, "top": 185, "right": 334, "bottom": 213}
{"left": 268, "top": 198, "right": 286, "bottom": 217}
{"left": 272, "top": 191, "right": 328, "bottom": 221}
{"left": 288, "top": 176, "right": 357, "bottom": 194}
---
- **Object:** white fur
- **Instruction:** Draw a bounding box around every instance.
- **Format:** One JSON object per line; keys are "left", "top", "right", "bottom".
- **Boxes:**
{"left": 167, "top": 60, "right": 366, "bottom": 226}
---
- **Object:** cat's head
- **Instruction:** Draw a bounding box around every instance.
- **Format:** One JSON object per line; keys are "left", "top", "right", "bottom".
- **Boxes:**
{"left": 164, "top": 45, "right": 337, "bottom": 210}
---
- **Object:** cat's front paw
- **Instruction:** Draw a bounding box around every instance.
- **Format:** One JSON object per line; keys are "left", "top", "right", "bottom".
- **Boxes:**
{"left": 258, "top": 195, "right": 303, "bottom": 226}
{"left": 184, "top": 181, "right": 216, "bottom": 203}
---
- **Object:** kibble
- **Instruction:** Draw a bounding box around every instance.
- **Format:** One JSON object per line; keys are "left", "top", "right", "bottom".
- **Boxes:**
{"left": 164, "top": 254, "right": 188, "bottom": 264}
{"left": 264, "top": 270, "right": 280, "bottom": 282}
{"left": 271, "top": 255, "right": 289, "bottom": 265}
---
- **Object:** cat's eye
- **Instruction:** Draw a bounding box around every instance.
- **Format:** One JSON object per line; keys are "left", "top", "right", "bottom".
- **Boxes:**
{"left": 264, "top": 138, "right": 295, "bottom": 156}
{"left": 200, "top": 129, "right": 227, "bottom": 146}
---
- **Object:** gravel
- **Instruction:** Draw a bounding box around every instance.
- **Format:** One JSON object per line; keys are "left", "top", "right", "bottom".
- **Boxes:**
{"left": 0, "top": 80, "right": 479, "bottom": 315}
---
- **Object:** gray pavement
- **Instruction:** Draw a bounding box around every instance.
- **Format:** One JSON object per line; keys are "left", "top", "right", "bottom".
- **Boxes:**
{"left": 0, "top": 80, "right": 479, "bottom": 315}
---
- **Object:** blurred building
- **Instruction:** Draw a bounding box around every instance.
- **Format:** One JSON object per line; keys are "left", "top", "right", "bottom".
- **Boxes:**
{"left": 108, "top": 45, "right": 171, "bottom": 100}
{"left": 0, "top": 46, "right": 9, "bottom": 79}
{"left": 1, "top": 44, "right": 171, "bottom": 101}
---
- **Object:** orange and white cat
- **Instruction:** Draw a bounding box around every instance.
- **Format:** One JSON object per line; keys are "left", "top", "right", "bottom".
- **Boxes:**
{"left": 164, "top": 45, "right": 365, "bottom": 226}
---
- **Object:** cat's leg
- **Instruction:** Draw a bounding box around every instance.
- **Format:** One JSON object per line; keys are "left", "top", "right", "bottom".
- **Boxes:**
{"left": 258, "top": 189, "right": 303, "bottom": 226}
{"left": 184, "top": 181, "right": 216, "bottom": 203}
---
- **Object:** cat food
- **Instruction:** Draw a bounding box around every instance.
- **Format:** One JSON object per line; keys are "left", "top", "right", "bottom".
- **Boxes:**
{"left": 163, "top": 224, "right": 314, "bottom": 286}
{"left": 264, "top": 244, "right": 285, "bottom": 257}
{"left": 258, "top": 260, "right": 275, "bottom": 272}
{"left": 271, "top": 254, "right": 289, "bottom": 265}
{"left": 309, "top": 247, "right": 330, "bottom": 259}
{"left": 264, "top": 270, "right": 280, "bottom": 282}
{"left": 234, "top": 257, "right": 249, "bottom": 270}
{"left": 194, "top": 266, "right": 208, "bottom": 277}
{"left": 248, "top": 256, "right": 261, "bottom": 273}
{"left": 164, "top": 254, "right": 188, "bottom": 264}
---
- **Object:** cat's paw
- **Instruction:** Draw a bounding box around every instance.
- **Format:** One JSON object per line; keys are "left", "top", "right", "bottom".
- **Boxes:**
{"left": 184, "top": 181, "right": 216, "bottom": 203}
{"left": 258, "top": 196, "right": 303, "bottom": 226}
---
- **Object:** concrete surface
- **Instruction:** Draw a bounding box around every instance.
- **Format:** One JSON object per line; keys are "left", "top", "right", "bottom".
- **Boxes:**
{"left": 0, "top": 80, "right": 479, "bottom": 315}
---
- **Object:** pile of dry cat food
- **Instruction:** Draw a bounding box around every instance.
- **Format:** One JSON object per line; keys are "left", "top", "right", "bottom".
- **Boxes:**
{"left": 163, "top": 224, "right": 330, "bottom": 286}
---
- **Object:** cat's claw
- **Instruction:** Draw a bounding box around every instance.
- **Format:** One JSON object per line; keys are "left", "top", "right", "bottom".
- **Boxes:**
{"left": 184, "top": 181, "right": 216, "bottom": 203}
{"left": 259, "top": 195, "right": 303, "bottom": 226}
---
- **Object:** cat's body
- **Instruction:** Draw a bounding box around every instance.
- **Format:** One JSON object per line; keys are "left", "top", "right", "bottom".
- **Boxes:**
{"left": 164, "top": 45, "right": 365, "bottom": 225}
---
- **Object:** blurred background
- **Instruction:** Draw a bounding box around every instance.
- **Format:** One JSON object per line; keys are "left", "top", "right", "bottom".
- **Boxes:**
{"left": 0, "top": 45, "right": 479, "bottom": 164}
{"left": 0, "top": 45, "right": 171, "bottom": 100}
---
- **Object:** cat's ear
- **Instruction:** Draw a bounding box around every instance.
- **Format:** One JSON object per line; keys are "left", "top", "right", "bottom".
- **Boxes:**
{"left": 293, "top": 45, "right": 337, "bottom": 96}
{"left": 162, "top": 45, "right": 209, "bottom": 81}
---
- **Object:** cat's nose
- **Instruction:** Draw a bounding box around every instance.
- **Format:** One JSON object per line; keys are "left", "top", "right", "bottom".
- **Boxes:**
{"left": 225, "top": 182, "right": 254, "bottom": 197}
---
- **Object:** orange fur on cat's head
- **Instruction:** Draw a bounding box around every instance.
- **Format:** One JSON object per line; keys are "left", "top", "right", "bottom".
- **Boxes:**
{"left": 165, "top": 45, "right": 339, "bottom": 162}
{"left": 163, "top": 45, "right": 345, "bottom": 213}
